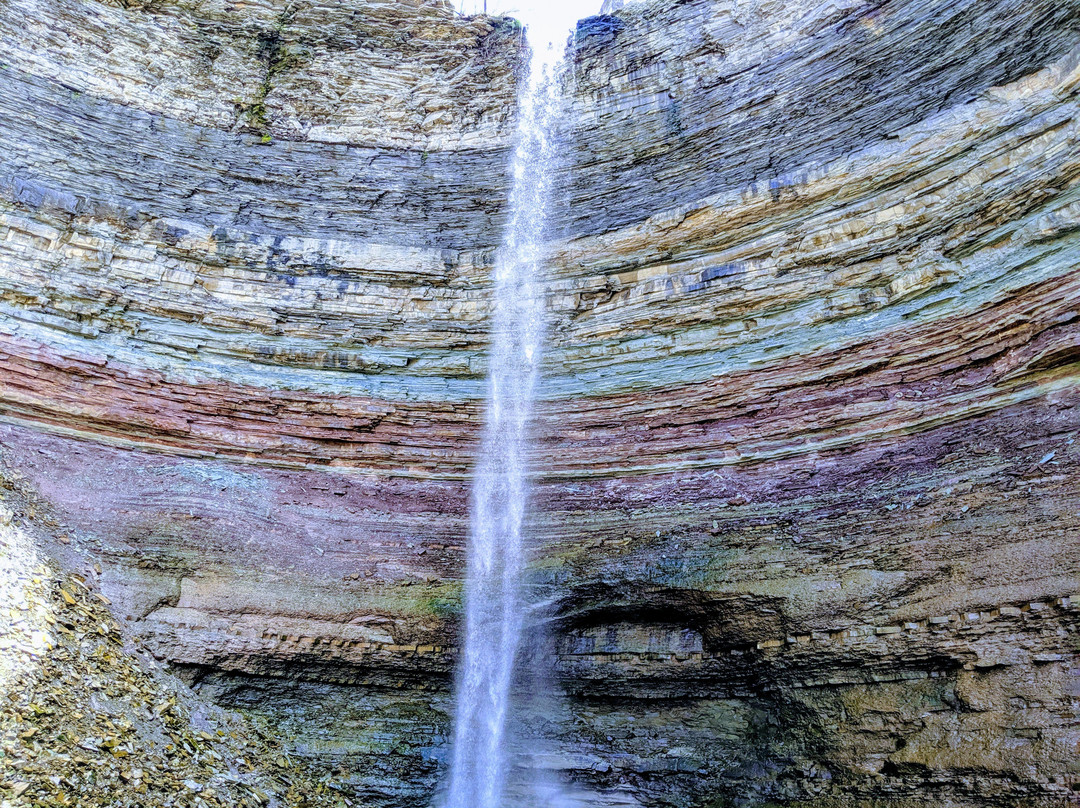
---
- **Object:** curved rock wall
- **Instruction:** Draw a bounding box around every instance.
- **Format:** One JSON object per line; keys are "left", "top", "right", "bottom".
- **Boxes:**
{"left": 1, "top": 0, "right": 1078, "bottom": 805}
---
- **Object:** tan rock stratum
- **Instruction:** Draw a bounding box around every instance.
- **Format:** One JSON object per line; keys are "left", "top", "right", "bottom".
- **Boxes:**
{"left": 0, "top": 0, "right": 1078, "bottom": 805}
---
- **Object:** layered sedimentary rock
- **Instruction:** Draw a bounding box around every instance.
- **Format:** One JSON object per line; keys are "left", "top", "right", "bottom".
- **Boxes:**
{"left": 0, "top": 499, "right": 355, "bottom": 807}
{"left": 1, "top": 0, "right": 1079, "bottom": 805}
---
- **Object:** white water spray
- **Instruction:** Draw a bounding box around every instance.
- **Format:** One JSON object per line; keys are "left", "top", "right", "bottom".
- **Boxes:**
{"left": 443, "top": 9, "right": 579, "bottom": 808}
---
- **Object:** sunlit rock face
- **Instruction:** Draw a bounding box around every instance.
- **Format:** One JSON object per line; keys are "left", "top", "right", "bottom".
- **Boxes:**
{"left": 1, "top": 0, "right": 1079, "bottom": 805}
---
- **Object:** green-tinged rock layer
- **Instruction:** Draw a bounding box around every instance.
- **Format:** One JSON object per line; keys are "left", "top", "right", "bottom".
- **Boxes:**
{"left": 0, "top": 0, "right": 1078, "bottom": 805}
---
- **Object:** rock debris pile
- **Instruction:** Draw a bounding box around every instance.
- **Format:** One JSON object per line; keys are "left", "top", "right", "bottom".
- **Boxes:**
{"left": 1, "top": 501, "right": 351, "bottom": 808}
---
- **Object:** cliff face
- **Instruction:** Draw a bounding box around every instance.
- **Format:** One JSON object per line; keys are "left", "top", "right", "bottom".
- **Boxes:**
{"left": 1, "top": 499, "right": 356, "bottom": 808}
{"left": 1, "top": 0, "right": 1079, "bottom": 806}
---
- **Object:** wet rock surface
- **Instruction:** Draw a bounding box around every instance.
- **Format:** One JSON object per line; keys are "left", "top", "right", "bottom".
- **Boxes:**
{"left": 0, "top": 0, "right": 1078, "bottom": 805}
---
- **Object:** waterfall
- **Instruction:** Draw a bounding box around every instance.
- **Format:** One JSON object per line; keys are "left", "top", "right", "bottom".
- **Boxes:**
{"left": 443, "top": 11, "right": 576, "bottom": 808}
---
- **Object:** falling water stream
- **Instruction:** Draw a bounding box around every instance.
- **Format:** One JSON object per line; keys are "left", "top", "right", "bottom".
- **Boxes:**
{"left": 443, "top": 9, "right": 579, "bottom": 808}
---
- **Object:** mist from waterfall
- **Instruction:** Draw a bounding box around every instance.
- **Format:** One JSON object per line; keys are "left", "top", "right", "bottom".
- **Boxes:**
{"left": 443, "top": 9, "right": 577, "bottom": 808}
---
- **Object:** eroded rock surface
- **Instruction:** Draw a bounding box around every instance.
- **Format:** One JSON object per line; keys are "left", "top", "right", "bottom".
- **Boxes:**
{"left": 0, "top": 490, "right": 353, "bottom": 807}
{"left": 1, "top": 0, "right": 1078, "bottom": 805}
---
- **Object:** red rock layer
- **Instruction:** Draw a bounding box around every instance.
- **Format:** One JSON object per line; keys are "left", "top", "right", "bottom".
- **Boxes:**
{"left": 0, "top": 0, "right": 1078, "bottom": 805}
